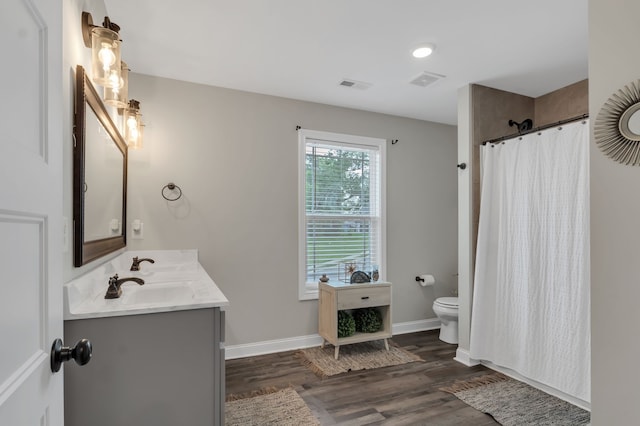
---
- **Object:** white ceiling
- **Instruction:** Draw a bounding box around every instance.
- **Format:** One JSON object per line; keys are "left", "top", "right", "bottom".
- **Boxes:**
{"left": 104, "top": 0, "right": 588, "bottom": 125}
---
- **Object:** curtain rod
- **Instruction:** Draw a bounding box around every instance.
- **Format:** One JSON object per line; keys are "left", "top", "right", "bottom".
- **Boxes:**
{"left": 481, "top": 113, "right": 589, "bottom": 146}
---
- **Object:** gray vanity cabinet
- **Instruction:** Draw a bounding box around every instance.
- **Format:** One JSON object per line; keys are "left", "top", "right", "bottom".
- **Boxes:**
{"left": 64, "top": 308, "right": 225, "bottom": 426}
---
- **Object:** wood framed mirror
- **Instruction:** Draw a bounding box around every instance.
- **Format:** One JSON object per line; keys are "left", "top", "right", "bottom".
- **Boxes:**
{"left": 73, "top": 65, "right": 127, "bottom": 266}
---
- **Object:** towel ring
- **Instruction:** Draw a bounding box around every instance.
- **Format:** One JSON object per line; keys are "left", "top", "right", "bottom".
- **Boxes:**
{"left": 162, "top": 183, "right": 182, "bottom": 201}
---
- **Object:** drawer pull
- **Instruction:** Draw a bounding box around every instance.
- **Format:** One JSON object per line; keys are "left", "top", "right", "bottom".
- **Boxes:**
{"left": 361, "top": 296, "right": 369, "bottom": 300}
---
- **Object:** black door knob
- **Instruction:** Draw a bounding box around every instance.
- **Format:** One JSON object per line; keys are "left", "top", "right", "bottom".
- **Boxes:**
{"left": 50, "top": 338, "right": 92, "bottom": 373}
{"left": 457, "top": 163, "right": 467, "bottom": 170}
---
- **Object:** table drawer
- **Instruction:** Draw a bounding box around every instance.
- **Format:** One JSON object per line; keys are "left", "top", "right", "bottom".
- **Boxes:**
{"left": 337, "top": 286, "right": 390, "bottom": 309}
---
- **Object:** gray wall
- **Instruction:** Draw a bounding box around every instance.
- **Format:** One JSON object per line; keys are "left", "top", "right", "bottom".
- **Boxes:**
{"left": 589, "top": 0, "right": 640, "bottom": 422}
{"left": 125, "top": 73, "right": 458, "bottom": 346}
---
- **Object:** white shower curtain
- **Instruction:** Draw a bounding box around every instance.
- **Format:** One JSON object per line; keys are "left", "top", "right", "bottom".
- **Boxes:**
{"left": 470, "top": 119, "right": 590, "bottom": 403}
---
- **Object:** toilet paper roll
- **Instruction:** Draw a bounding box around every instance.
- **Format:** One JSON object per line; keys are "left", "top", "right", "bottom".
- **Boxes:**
{"left": 419, "top": 274, "right": 435, "bottom": 287}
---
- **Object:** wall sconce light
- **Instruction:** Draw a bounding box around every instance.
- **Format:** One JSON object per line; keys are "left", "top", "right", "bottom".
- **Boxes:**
{"left": 124, "top": 99, "right": 144, "bottom": 150}
{"left": 81, "top": 12, "right": 122, "bottom": 89}
{"left": 104, "top": 61, "right": 129, "bottom": 108}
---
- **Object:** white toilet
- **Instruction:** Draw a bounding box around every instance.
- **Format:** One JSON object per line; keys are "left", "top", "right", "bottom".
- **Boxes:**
{"left": 433, "top": 297, "right": 459, "bottom": 344}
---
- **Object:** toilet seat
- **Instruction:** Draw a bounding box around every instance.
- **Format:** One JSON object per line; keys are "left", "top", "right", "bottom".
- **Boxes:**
{"left": 434, "top": 297, "right": 458, "bottom": 308}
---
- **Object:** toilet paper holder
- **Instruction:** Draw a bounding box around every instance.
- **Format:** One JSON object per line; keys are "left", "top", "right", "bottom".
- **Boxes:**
{"left": 415, "top": 274, "right": 436, "bottom": 286}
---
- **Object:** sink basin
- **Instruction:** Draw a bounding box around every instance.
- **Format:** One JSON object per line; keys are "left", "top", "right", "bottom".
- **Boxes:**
{"left": 118, "top": 270, "right": 200, "bottom": 284}
{"left": 122, "top": 283, "right": 195, "bottom": 305}
{"left": 64, "top": 249, "right": 229, "bottom": 320}
{"left": 144, "top": 263, "right": 198, "bottom": 273}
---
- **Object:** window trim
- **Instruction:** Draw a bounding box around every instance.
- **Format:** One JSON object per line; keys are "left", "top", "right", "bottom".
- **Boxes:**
{"left": 298, "top": 129, "right": 387, "bottom": 300}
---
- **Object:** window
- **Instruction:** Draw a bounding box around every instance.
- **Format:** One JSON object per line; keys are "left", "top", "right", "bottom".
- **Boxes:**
{"left": 298, "top": 129, "right": 386, "bottom": 300}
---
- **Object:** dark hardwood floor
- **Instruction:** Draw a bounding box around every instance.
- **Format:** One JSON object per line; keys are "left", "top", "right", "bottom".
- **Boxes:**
{"left": 226, "top": 330, "right": 500, "bottom": 425}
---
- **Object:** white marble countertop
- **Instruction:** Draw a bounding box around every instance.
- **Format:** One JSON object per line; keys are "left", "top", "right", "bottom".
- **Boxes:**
{"left": 64, "top": 249, "right": 229, "bottom": 320}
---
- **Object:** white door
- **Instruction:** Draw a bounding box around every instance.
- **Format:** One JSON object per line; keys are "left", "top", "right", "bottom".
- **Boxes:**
{"left": 0, "top": 0, "right": 65, "bottom": 424}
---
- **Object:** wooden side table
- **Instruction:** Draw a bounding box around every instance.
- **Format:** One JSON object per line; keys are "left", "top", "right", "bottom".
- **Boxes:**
{"left": 318, "top": 281, "right": 392, "bottom": 359}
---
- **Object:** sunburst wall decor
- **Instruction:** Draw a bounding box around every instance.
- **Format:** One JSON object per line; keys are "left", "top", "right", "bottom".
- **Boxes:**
{"left": 594, "top": 79, "right": 640, "bottom": 165}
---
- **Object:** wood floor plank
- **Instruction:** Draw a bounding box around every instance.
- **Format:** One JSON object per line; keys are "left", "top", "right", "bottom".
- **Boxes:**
{"left": 225, "top": 330, "right": 499, "bottom": 425}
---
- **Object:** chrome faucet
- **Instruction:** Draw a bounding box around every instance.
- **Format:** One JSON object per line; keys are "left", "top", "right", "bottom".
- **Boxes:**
{"left": 105, "top": 274, "right": 145, "bottom": 299}
{"left": 130, "top": 256, "right": 155, "bottom": 271}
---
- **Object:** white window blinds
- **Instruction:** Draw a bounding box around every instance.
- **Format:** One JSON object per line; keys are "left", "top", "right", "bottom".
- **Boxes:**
{"left": 299, "top": 130, "right": 386, "bottom": 298}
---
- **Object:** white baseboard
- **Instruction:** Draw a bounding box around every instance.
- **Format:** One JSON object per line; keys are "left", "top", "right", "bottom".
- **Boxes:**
{"left": 392, "top": 318, "right": 441, "bottom": 335}
{"left": 454, "top": 348, "right": 480, "bottom": 366}
{"left": 225, "top": 334, "right": 324, "bottom": 360}
{"left": 225, "top": 318, "right": 441, "bottom": 360}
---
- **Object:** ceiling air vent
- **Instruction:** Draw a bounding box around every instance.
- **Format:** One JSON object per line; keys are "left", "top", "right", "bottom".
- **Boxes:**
{"left": 339, "top": 79, "right": 372, "bottom": 90}
{"left": 409, "top": 71, "right": 446, "bottom": 88}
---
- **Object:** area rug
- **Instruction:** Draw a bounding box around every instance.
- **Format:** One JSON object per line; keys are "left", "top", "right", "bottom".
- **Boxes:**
{"left": 296, "top": 340, "right": 423, "bottom": 378}
{"left": 225, "top": 387, "right": 319, "bottom": 425}
{"left": 440, "top": 373, "right": 591, "bottom": 426}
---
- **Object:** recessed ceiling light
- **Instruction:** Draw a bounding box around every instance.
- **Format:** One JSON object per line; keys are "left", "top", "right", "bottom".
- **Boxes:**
{"left": 412, "top": 44, "right": 436, "bottom": 58}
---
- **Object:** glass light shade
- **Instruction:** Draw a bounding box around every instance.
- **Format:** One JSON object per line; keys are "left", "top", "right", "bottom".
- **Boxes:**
{"left": 124, "top": 100, "right": 143, "bottom": 150}
{"left": 90, "top": 27, "right": 121, "bottom": 87}
{"left": 104, "top": 61, "right": 129, "bottom": 108}
{"left": 130, "top": 124, "right": 144, "bottom": 151}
